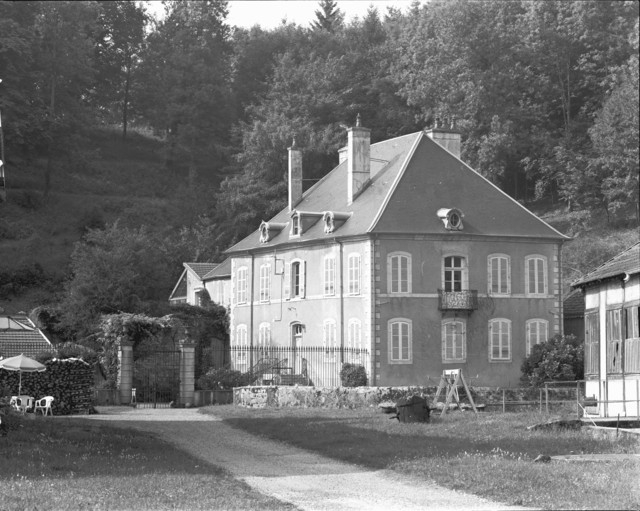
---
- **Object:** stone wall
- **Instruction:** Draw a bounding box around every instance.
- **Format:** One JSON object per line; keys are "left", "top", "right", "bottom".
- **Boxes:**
{"left": 233, "top": 385, "right": 580, "bottom": 409}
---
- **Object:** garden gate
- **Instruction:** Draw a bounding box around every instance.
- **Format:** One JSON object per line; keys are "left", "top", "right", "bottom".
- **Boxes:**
{"left": 132, "top": 349, "right": 180, "bottom": 408}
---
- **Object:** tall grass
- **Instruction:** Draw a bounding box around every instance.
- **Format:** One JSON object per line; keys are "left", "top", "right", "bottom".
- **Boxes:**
{"left": 206, "top": 406, "right": 640, "bottom": 510}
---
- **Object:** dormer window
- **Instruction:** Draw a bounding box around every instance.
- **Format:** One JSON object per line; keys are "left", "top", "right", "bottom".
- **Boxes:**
{"left": 437, "top": 208, "right": 464, "bottom": 231}
{"left": 291, "top": 213, "right": 301, "bottom": 237}
{"left": 259, "top": 221, "right": 286, "bottom": 243}
{"left": 290, "top": 210, "right": 323, "bottom": 237}
{"left": 323, "top": 211, "right": 351, "bottom": 234}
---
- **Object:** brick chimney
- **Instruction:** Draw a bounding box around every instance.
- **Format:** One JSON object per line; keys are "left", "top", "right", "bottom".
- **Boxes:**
{"left": 288, "top": 138, "right": 302, "bottom": 212}
{"left": 347, "top": 114, "right": 370, "bottom": 205}
{"left": 425, "top": 116, "right": 461, "bottom": 159}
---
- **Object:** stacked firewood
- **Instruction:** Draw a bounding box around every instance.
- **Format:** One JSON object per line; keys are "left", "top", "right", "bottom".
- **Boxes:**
{"left": 0, "top": 358, "right": 94, "bottom": 415}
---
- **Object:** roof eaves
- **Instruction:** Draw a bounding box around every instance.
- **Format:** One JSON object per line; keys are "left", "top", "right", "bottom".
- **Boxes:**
{"left": 571, "top": 242, "right": 640, "bottom": 288}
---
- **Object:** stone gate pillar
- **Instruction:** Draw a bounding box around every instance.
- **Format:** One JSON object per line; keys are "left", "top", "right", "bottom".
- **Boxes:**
{"left": 179, "top": 337, "right": 196, "bottom": 406}
{"left": 118, "top": 341, "right": 134, "bottom": 405}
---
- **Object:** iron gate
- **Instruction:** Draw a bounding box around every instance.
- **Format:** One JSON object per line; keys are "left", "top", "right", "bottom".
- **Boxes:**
{"left": 133, "top": 349, "right": 180, "bottom": 409}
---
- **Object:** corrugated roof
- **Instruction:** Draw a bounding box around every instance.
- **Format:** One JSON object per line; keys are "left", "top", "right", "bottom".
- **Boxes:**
{"left": 0, "top": 316, "right": 53, "bottom": 358}
{"left": 203, "top": 257, "right": 231, "bottom": 279}
{"left": 563, "top": 289, "right": 585, "bottom": 318}
{"left": 184, "top": 262, "right": 219, "bottom": 279}
{"left": 226, "top": 131, "right": 566, "bottom": 254}
{"left": 572, "top": 242, "right": 640, "bottom": 287}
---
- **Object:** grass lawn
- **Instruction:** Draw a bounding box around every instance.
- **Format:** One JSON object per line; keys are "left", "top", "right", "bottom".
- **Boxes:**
{"left": 0, "top": 414, "right": 294, "bottom": 511}
{"left": 204, "top": 406, "right": 640, "bottom": 510}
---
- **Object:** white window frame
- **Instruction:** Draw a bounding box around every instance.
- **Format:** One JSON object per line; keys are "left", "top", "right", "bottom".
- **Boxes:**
{"left": 323, "top": 319, "right": 337, "bottom": 362}
{"left": 388, "top": 252, "right": 411, "bottom": 294}
{"left": 442, "top": 255, "right": 468, "bottom": 292}
{"left": 347, "top": 253, "right": 361, "bottom": 296}
{"left": 258, "top": 322, "right": 271, "bottom": 350}
{"left": 525, "top": 255, "right": 548, "bottom": 296}
{"left": 324, "top": 255, "right": 336, "bottom": 297}
{"left": 488, "top": 254, "right": 511, "bottom": 296}
{"left": 442, "top": 319, "right": 466, "bottom": 363}
{"left": 489, "top": 318, "right": 512, "bottom": 362}
{"left": 347, "top": 318, "right": 362, "bottom": 350}
{"left": 286, "top": 258, "right": 306, "bottom": 299}
{"left": 526, "top": 319, "right": 548, "bottom": 357}
{"left": 236, "top": 266, "right": 248, "bottom": 305}
{"left": 388, "top": 319, "right": 412, "bottom": 364}
{"left": 234, "top": 324, "right": 248, "bottom": 363}
{"left": 259, "top": 263, "right": 271, "bottom": 303}
{"left": 291, "top": 213, "right": 301, "bottom": 237}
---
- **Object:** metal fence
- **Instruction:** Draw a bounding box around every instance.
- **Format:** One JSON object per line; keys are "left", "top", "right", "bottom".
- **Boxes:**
{"left": 210, "top": 346, "right": 371, "bottom": 388}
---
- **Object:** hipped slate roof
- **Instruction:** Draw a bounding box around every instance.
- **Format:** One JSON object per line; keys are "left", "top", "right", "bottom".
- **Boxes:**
{"left": 572, "top": 242, "right": 640, "bottom": 288}
{"left": 226, "top": 131, "right": 566, "bottom": 254}
{"left": 0, "top": 315, "right": 53, "bottom": 358}
{"left": 203, "top": 258, "right": 231, "bottom": 280}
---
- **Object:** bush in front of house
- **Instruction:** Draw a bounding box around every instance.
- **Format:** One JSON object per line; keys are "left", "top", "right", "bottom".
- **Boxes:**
{"left": 340, "top": 363, "right": 368, "bottom": 387}
{"left": 520, "top": 334, "right": 584, "bottom": 387}
{"left": 197, "top": 367, "right": 256, "bottom": 390}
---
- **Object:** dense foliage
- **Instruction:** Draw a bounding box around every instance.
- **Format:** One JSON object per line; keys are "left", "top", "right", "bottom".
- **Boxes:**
{"left": 340, "top": 363, "right": 368, "bottom": 387}
{"left": 520, "top": 335, "right": 584, "bottom": 387}
{"left": 0, "top": 0, "right": 637, "bottom": 338}
{"left": 197, "top": 367, "right": 255, "bottom": 390}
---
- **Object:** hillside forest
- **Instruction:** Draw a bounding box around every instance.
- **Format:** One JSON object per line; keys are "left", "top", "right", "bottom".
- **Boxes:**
{"left": 0, "top": 0, "right": 638, "bottom": 343}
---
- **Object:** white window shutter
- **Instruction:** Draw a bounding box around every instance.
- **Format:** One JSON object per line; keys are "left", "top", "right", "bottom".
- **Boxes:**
{"left": 526, "top": 322, "right": 531, "bottom": 356}
{"left": 284, "top": 262, "right": 291, "bottom": 300}
{"left": 506, "top": 257, "right": 511, "bottom": 294}
{"left": 300, "top": 260, "right": 306, "bottom": 298}
{"left": 487, "top": 257, "right": 493, "bottom": 294}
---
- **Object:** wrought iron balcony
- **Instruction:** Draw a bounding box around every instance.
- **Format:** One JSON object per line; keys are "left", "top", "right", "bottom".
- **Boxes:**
{"left": 438, "top": 289, "right": 478, "bottom": 311}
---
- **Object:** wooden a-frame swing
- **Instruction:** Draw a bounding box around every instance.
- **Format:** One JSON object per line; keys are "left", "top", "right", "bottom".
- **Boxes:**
{"left": 432, "top": 369, "right": 479, "bottom": 417}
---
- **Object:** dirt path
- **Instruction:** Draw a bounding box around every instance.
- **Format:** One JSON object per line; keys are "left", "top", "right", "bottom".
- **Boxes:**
{"left": 75, "top": 408, "right": 531, "bottom": 511}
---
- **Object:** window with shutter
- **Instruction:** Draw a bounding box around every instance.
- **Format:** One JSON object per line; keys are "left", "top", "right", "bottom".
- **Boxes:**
{"left": 606, "top": 309, "right": 622, "bottom": 373}
{"left": 388, "top": 319, "right": 412, "bottom": 363}
{"left": 348, "top": 254, "right": 361, "bottom": 295}
{"left": 525, "top": 319, "right": 548, "bottom": 356}
{"left": 525, "top": 255, "right": 547, "bottom": 296}
{"left": 488, "top": 254, "right": 510, "bottom": 295}
{"left": 442, "top": 319, "right": 466, "bottom": 363}
{"left": 388, "top": 252, "right": 411, "bottom": 294}
{"left": 324, "top": 256, "right": 336, "bottom": 296}
{"left": 584, "top": 311, "right": 600, "bottom": 375}
{"left": 624, "top": 305, "right": 640, "bottom": 373}
{"left": 489, "top": 319, "right": 511, "bottom": 361}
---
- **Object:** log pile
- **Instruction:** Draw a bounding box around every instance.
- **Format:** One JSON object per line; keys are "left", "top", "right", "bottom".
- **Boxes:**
{"left": 0, "top": 358, "right": 94, "bottom": 415}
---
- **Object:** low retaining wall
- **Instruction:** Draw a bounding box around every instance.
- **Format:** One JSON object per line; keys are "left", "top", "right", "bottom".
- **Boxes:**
{"left": 233, "top": 385, "right": 579, "bottom": 409}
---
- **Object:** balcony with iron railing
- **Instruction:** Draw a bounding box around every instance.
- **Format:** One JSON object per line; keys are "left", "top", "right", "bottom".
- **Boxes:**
{"left": 438, "top": 289, "right": 478, "bottom": 311}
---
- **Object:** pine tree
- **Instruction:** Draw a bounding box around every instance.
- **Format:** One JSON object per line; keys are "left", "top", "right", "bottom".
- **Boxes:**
{"left": 311, "top": 0, "right": 344, "bottom": 33}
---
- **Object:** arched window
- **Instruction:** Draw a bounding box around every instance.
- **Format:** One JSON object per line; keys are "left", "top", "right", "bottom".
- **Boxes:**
{"left": 235, "top": 266, "right": 248, "bottom": 304}
{"left": 388, "top": 319, "right": 412, "bottom": 364}
{"left": 525, "top": 255, "right": 548, "bottom": 296}
{"left": 259, "top": 264, "right": 271, "bottom": 302}
{"left": 442, "top": 319, "right": 466, "bottom": 363}
{"left": 489, "top": 319, "right": 512, "bottom": 362}
{"left": 234, "top": 324, "right": 248, "bottom": 364}
{"left": 324, "top": 255, "right": 336, "bottom": 296}
{"left": 526, "top": 319, "right": 548, "bottom": 356}
{"left": 323, "top": 319, "right": 337, "bottom": 362}
{"left": 258, "top": 322, "right": 271, "bottom": 351}
{"left": 488, "top": 254, "right": 510, "bottom": 295}
{"left": 388, "top": 252, "right": 411, "bottom": 294}
{"left": 347, "top": 253, "right": 361, "bottom": 295}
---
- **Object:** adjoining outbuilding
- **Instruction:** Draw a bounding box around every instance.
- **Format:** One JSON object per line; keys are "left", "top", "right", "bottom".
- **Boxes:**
{"left": 572, "top": 242, "right": 640, "bottom": 418}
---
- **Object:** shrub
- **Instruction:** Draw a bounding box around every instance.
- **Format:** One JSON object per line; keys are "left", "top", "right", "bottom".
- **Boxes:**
{"left": 521, "top": 334, "right": 584, "bottom": 387}
{"left": 197, "top": 367, "right": 255, "bottom": 390}
{"left": 340, "top": 363, "right": 368, "bottom": 387}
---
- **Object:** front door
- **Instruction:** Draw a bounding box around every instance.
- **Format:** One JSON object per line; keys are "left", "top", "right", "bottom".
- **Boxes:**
{"left": 291, "top": 323, "right": 303, "bottom": 373}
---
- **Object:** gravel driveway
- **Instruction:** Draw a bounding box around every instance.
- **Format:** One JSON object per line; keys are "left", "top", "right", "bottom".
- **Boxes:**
{"left": 78, "top": 407, "right": 531, "bottom": 511}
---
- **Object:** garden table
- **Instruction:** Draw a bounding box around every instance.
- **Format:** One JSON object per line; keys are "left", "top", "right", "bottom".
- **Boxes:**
{"left": 10, "top": 395, "right": 34, "bottom": 414}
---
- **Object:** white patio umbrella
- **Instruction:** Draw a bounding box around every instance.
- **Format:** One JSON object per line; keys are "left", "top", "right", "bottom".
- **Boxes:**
{"left": 0, "top": 353, "right": 46, "bottom": 395}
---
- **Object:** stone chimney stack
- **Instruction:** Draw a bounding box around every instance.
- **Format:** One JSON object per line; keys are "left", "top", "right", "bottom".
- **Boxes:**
{"left": 288, "top": 138, "right": 302, "bottom": 211}
{"left": 425, "top": 116, "right": 461, "bottom": 159}
{"left": 347, "top": 114, "right": 371, "bottom": 205}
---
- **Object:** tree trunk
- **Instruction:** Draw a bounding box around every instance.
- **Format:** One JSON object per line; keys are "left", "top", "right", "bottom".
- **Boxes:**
{"left": 122, "top": 58, "right": 131, "bottom": 140}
